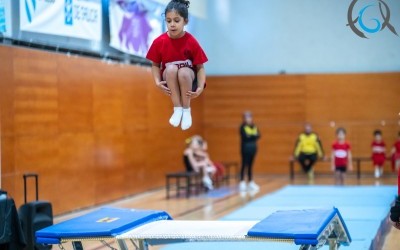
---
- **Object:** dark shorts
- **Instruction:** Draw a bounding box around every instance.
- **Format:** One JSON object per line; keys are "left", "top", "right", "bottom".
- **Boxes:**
{"left": 162, "top": 78, "right": 198, "bottom": 91}
{"left": 335, "top": 166, "right": 347, "bottom": 173}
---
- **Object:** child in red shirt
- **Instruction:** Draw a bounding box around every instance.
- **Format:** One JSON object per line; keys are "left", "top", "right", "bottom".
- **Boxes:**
{"left": 371, "top": 130, "right": 386, "bottom": 178}
{"left": 391, "top": 131, "right": 400, "bottom": 172}
{"left": 331, "top": 127, "right": 353, "bottom": 185}
{"left": 146, "top": 0, "right": 208, "bottom": 130}
{"left": 389, "top": 132, "right": 400, "bottom": 230}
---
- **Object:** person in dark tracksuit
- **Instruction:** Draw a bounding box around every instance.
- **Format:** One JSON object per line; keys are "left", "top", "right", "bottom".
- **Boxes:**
{"left": 239, "top": 111, "right": 260, "bottom": 192}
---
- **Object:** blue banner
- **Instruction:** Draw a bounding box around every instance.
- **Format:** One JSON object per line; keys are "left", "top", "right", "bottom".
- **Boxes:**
{"left": 0, "top": 0, "right": 5, "bottom": 33}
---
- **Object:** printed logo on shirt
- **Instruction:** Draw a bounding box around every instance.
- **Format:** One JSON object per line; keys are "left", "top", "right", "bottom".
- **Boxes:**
{"left": 372, "top": 146, "right": 385, "bottom": 153}
{"left": 335, "top": 149, "right": 348, "bottom": 158}
{"left": 165, "top": 59, "right": 193, "bottom": 69}
{"left": 347, "top": 0, "right": 398, "bottom": 38}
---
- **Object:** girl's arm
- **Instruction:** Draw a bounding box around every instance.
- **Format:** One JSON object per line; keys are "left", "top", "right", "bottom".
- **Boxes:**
{"left": 186, "top": 149, "right": 207, "bottom": 172}
{"left": 151, "top": 63, "right": 171, "bottom": 96}
{"left": 348, "top": 151, "right": 353, "bottom": 171}
{"left": 187, "top": 64, "right": 205, "bottom": 98}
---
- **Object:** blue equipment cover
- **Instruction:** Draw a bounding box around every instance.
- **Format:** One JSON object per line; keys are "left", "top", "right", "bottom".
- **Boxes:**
{"left": 247, "top": 207, "right": 351, "bottom": 246}
{"left": 36, "top": 207, "right": 172, "bottom": 244}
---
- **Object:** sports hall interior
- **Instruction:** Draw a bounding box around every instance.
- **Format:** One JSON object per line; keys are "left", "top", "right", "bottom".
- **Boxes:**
{"left": 1, "top": 0, "right": 400, "bottom": 249}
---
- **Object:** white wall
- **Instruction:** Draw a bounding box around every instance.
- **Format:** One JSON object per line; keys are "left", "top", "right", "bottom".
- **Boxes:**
{"left": 195, "top": 0, "right": 400, "bottom": 75}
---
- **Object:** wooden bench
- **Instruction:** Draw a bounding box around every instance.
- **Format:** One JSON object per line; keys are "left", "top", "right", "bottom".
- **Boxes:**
{"left": 165, "top": 161, "right": 240, "bottom": 199}
{"left": 289, "top": 156, "right": 391, "bottom": 180}
{"left": 166, "top": 171, "right": 202, "bottom": 199}
{"left": 220, "top": 161, "right": 240, "bottom": 185}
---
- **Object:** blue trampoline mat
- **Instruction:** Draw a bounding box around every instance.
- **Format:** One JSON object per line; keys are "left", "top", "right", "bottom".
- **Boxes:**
{"left": 222, "top": 206, "right": 390, "bottom": 222}
{"left": 162, "top": 185, "right": 396, "bottom": 250}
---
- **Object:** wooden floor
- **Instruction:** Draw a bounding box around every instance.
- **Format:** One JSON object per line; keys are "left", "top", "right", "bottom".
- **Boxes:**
{"left": 55, "top": 174, "right": 400, "bottom": 250}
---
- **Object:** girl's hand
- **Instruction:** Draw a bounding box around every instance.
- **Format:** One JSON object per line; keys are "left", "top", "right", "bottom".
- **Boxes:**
{"left": 186, "top": 87, "right": 203, "bottom": 99}
{"left": 156, "top": 81, "right": 171, "bottom": 96}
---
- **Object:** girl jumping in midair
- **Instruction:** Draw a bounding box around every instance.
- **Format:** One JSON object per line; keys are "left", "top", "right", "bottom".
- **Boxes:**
{"left": 146, "top": 0, "right": 208, "bottom": 130}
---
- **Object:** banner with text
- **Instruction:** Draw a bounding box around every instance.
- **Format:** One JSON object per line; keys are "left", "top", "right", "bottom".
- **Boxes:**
{"left": 20, "top": 0, "right": 102, "bottom": 41}
{"left": 0, "top": 0, "right": 12, "bottom": 37}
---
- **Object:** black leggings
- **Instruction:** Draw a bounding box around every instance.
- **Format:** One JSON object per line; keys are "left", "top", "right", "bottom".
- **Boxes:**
{"left": 298, "top": 153, "right": 318, "bottom": 173}
{"left": 241, "top": 146, "right": 257, "bottom": 181}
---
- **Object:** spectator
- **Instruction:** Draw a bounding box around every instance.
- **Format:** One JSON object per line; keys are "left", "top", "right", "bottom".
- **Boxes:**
{"left": 292, "top": 123, "right": 324, "bottom": 183}
{"left": 183, "top": 135, "right": 216, "bottom": 190}
{"left": 239, "top": 111, "right": 260, "bottom": 192}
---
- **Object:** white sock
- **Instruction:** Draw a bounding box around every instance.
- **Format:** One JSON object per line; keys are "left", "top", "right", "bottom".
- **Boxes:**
{"left": 169, "top": 107, "right": 183, "bottom": 127}
{"left": 181, "top": 108, "right": 192, "bottom": 130}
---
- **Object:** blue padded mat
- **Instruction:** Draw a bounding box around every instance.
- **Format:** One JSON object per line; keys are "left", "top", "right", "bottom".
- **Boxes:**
{"left": 36, "top": 207, "right": 172, "bottom": 243}
{"left": 247, "top": 207, "right": 350, "bottom": 246}
{"left": 163, "top": 185, "right": 396, "bottom": 250}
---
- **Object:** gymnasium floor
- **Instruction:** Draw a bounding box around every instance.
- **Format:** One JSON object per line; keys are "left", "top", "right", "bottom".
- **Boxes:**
{"left": 55, "top": 174, "right": 399, "bottom": 250}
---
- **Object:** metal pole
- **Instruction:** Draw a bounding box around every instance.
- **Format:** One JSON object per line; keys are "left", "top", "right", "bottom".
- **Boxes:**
{"left": 117, "top": 239, "right": 129, "bottom": 250}
{"left": 138, "top": 240, "right": 149, "bottom": 250}
{"left": 328, "top": 239, "right": 338, "bottom": 250}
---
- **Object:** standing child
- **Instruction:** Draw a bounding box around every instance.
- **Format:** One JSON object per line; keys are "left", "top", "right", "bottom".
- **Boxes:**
{"left": 146, "top": 0, "right": 208, "bottom": 130}
{"left": 331, "top": 127, "right": 353, "bottom": 185}
{"left": 371, "top": 130, "right": 386, "bottom": 178}
{"left": 390, "top": 131, "right": 400, "bottom": 172}
{"left": 390, "top": 133, "right": 400, "bottom": 229}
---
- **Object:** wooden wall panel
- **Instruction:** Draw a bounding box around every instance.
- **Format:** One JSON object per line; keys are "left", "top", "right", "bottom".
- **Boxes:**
{"left": 0, "top": 46, "right": 204, "bottom": 214}
{"left": 0, "top": 47, "right": 14, "bottom": 191}
{"left": 1, "top": 44, "right": 399, "bottom": 214}
{"left": 58, "top": 57, "right": 94, "bottom": 133}
{"left": 204, "top": 73, "right": 400, "bottom": 175}
{"left": 13, "top": 50, "right": 59, "bottom": 137}
{"left": 203, "top": 75, "right": 307, "bottom": 174}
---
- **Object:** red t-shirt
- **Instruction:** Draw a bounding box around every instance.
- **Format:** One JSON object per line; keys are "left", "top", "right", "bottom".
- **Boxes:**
{"left": 394, "top": 140, "right": 400, "bottom": 154}
{"left": 332, "top": 141, "right": 351, "bottom": 167}
{"left": 146, "top": 32, "right": 208, "bottom": 77}
{"left": 371, "top": 141, "right": 386, "bottom": 156}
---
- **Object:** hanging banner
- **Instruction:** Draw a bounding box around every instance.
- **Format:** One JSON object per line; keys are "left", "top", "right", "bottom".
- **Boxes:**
{"left": 109, "top": 0, "right": 165, "bottom": 57}
{"left": 20, "top": 0, "right": 102, "bottom": 41}
{"left": 0, "top": 0, "right": 12, "bottom": 37}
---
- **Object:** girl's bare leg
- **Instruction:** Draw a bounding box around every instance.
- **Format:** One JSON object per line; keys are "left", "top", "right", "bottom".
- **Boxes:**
{"left": 334, "top": 171, "right": 340, "bottom": 185}
{"left": 341, "top": 172, "right": 346, "bottom": 185}
{"left": 164, "top": 65, "right": 182, "bottom": 127}
{"left": 177, "top": 68, "right": 195, "bottom": 130}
